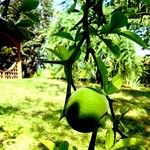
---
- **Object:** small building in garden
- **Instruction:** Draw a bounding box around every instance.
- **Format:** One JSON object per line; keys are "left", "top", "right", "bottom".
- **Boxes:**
{"left": 0, "top": 17, "right": 23, "bottom": 79}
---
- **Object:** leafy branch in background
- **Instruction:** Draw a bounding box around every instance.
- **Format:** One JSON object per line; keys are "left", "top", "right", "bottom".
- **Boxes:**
{"left": 44, "top": 0, "right": 148, "bottom": 149}
{"left": 0, "top": 0, "right": 40, "bottom": 40}
{"left": 0, "top": 0, "right": 43, "bottom": 77}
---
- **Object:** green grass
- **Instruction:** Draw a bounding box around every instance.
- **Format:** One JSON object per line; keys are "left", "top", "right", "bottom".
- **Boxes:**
{"left": 0, "top": 79, "right": 91, "bottom": 150}
{"left": 111, "top": 87, "right": 150, "bottom": 148}
{"left": 0, "top": 79, "right": 149, "bottom": 150}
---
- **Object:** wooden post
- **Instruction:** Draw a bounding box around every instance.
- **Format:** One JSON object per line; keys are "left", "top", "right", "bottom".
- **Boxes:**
{"left": 17, "top": 45, "right": 22, "bottom": 79}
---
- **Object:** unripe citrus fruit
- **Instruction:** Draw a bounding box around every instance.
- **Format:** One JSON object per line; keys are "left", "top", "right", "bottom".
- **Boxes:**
{"left": 65, "top": 87, "right": 108, "bottom": 133}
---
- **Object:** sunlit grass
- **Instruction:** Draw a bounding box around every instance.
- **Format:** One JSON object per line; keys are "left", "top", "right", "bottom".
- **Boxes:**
{"left": 0, "top": 79, "right": 149, "bottom": 149}
{"left": 0, "top": 79, "right": 91, "bottom": 150}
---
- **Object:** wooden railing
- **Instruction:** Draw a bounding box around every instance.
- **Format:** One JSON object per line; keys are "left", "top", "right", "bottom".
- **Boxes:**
{"left": 0, "top": 61, "right": 22, "bottom": 79}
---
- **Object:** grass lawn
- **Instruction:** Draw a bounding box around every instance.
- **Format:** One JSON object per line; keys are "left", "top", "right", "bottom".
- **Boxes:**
{"left": 0, "top": 79, "right": 149, "bottom": 150}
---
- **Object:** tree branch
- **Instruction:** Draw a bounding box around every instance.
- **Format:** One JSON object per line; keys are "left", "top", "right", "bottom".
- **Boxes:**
{"left": 1, "top": 0, "right": 11, "bottom": 18}
{"left": 106, "top": 95, "right": 128, "bottom": 140}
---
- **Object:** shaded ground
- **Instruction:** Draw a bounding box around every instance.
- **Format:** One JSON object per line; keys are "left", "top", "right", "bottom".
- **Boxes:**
{"left": 111, "top": 87, "right": 150, "bottom": 148}
{"left": 0, "top": 79, "right": 149, "bottom": 149}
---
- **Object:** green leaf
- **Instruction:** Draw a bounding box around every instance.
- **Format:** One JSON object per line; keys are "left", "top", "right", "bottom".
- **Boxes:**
{"left": 89, "top": 26, "right": 97, "bottom": 36}
{"left": 105, "top": 74, "right": 122, "bottom": 94}
{"left": 100, "top": 24, "right": 112, "bottom": 34}
{"left": 71, "top": 19, "right": 82, "bottom": 31}
{"left": 111, "top": 74, "right": 122, "bottom": 89}
{"left": 117, "top": 30, "right": 148, "bottom": 49}
{"left": 110, "top": 12, "right": 128, "bottom": 29}
{"left": 46, "top": 48, "right": 63, "bottom": 60}
{"left": 59, "top": 141, "right": 69, "bottom": 150}
{"left": 40, "top": 139, "right": 57, "bottom": 150}
{"left": 143, "top": 0, "right": 150, "bottom": 5}
{"left": 101, "top": 38, "right": 121, "bottom": 58}
{"left": 55, "top": 46, "right": 73, "bottom": 61}
{"left": 47, "top": 45, "right": 80, "bottom": 62}
{"left": 105, "top": 81, "right": 117, "bottom": 94}
{"left": 75, "top": 28, "right": 83, "bottom": 42}
{"left": 19, "top": 0, "right": 39, "bottom": 12}
{"left": 68, "top": 0, "right": 77, "bottom": 13}
{"left": 119, "top": 121, "right": 129, "bottom": 133}
{"left": 73, "top": 146, "right": 78, "bottom": 150}
{"left": 24, "top": 13, "right": 39, "bottom": 22}
{"left": 18, "top": 28, "right": 33, "bottom": 39}
{"left": 52, "top": 32, "right": 74, "bottom": 41}
{"left": 69, "top": 44, "right": 81, "bottom": 61}
{"left": 111, "top": 138, "right": 145, "bottom": 150}
{"left": 106, "top": 128, "right": 114, "bottom": 150}
{"left": 96, "top": 57, "right": 108, "bottom": 89}
{"left": 100, "top": 12, "right": 127, "bottom": 34}
{"left": 16, "top": 19, "right": 34, "bottom": 27}
{"left": 6, "top": 20, "right": 16, "bottom": 30}
{"left": 120, "top": 107, "right": 129, "bottom": 115}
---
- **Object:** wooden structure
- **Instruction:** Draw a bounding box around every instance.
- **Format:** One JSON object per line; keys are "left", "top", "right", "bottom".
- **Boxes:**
{"left": 0, "top": 31, "right": 22, "bottom": 79}
{"left": 0, "top": 61, "right": 22, "bottom": 79}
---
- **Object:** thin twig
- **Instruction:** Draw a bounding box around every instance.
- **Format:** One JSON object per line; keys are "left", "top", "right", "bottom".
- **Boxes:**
{"left": 1, "top": 0, "right": 11, "bottom": 18}
{"left": 39, "top": 59, "right": 66, "bottom": 65}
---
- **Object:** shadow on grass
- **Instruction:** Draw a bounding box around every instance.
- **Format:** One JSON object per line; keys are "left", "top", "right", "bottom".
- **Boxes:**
{"left": 0, "top": 105, "right": 19, "bottom": 115}
{"left": 42, "top": 107, "right": 72, "bottom": 131}
{"left": 115, "top": 97, "right": 150, "bottom": 116}
{"left": 121, "top": 116, "right": 150, "bottom": 145}
{"left": 114, "top": 88, "right": 150, "bottom": 114}
{"left": 27, "top": 101, "right": 71, "bottom": 130}
{"left": 36, "top": 82, "right": 59, "bottom": 91}
{"left": 42, "top": 108, "right": 62, "bottom": 121}
{"left": 121, "top": 88, "right": 150, "bottom": 99}
{"left": 112, "top": 88, "right": 150, "bottom": 148}
{"left": 35, "top": 81, "right": 65, "bottom": 93}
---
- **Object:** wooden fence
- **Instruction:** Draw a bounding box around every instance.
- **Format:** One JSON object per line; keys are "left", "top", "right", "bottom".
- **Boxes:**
{"left": 0, "top": 61, "right": 22, "bottom": 79}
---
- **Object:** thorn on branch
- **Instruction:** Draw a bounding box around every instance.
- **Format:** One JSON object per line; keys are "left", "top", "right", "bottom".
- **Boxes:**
{"left": 106, "top": 95, "right": 128, "bottom": 139}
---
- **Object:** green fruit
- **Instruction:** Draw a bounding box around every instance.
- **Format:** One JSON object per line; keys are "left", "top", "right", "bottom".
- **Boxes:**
{"left": 65, "top": 87, "right": 108, "bottom": 133}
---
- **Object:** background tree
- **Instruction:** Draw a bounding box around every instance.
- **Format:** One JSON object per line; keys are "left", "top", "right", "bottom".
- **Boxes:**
{"left": 20, "top": 0, "right": 54, "bottom": 77}
{"left": 0, "top": 0, "right": 54, "bottom": 77}
{"left": 0, "top": 0, "right": 39, "bottom": 74}
{"left": 42, "top": 0, "right": 149, "bottom": 85}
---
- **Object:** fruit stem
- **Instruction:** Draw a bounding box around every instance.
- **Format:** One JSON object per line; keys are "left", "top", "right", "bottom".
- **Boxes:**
{"left": 88, "top": 128, "right": 98, "bottom": 150}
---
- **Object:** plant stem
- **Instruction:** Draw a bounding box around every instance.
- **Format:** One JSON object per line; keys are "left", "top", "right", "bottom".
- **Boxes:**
{"left": 90, "top": 50, "right": 104, "bottom": 88}
{"left": 88, "top": 128, "right": 98, "bottom": 150}
{"left": 64, "top": 64, "right": 73, "bottom": 104}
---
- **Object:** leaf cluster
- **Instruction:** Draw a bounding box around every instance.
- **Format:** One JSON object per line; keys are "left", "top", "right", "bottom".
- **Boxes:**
{"left": 44, "top": 0, "right": 148, "bottom": 149}
{"left": 0, "top": 0, "right": 40, "bottom": 40}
